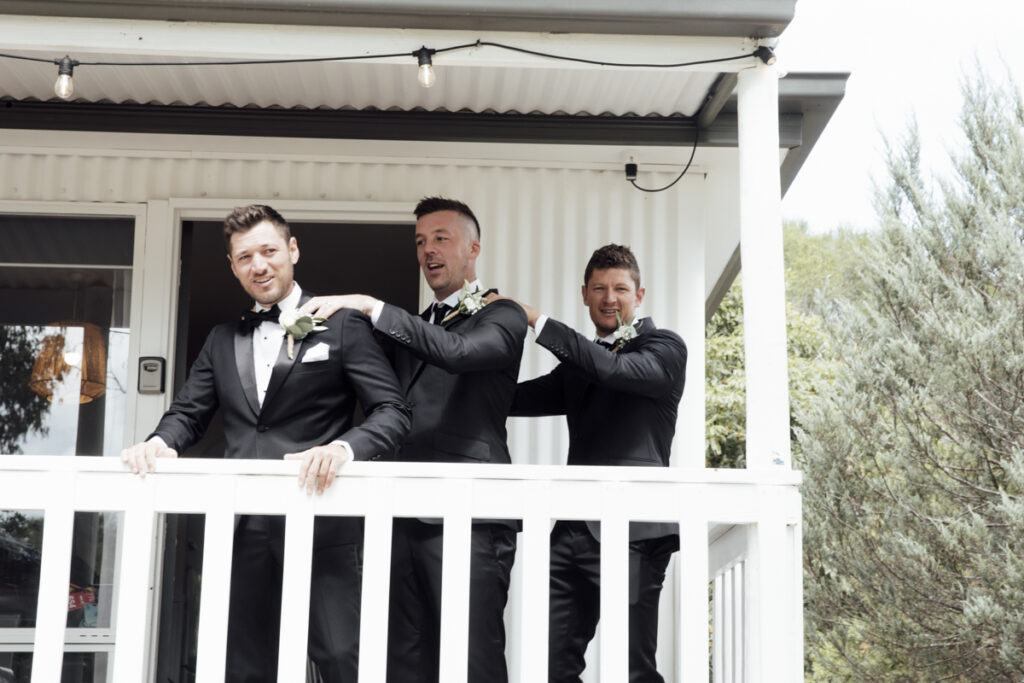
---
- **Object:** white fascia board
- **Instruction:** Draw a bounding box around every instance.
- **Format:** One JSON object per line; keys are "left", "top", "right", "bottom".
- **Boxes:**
{"left": 0, "top": 127, "right": 714, "bottom": 171}
{"left": 0, "top": 13, "right": 755, "bottom": 72}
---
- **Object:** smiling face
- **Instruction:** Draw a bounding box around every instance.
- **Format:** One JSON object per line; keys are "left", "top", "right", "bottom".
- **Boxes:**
{"left": 227, "top": 220, "right": 299, "bottom": 307}
{"left": 415, "top": 209, "right": 480, "bottom": 300}
{"left": 582, "top": 267, "right": 645, "bottom": 337}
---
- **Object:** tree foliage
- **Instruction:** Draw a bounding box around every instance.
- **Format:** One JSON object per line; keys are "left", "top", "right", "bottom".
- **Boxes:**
{"left": 705, "top": 223, "right": 860, "bottom": 467}
{"left": 801, "top": 74, "right": 1024, "bottom": 680}
{"left": 0, "top": 325, "right": 50, "bottom": 454}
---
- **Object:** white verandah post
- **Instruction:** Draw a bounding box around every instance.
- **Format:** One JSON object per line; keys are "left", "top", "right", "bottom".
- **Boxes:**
{"left": 736, "top": 62, "right": 792, "bottom": 471}
{"left": 736, "top": 60, "right": 802, "bottom": 682}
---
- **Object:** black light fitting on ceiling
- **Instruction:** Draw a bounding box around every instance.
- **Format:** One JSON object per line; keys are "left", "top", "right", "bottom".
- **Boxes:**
{"left": 753, "top": 45, "right": 776, "bottom": 66}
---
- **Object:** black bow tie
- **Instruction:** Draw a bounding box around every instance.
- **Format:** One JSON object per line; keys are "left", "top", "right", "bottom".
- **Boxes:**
{"left": 241, "top": 305, "right": 280, "bottom": 331}
{"left": 596, "top": 339, "right": 615, "bottom": 350}
{"left": 431, "top": 302, "right": 453, "bottom": 324}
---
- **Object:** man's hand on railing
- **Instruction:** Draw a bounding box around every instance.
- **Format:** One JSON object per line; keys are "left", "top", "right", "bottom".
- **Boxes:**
{"left": 284, "top": 442, "right": 353, "bottom": 495}
{"left": 120, "top": 439, "right": 178, "bottom": 477}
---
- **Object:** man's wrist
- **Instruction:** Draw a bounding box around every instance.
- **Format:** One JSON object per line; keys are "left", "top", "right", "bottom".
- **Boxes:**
{"left": 369, "top": 299, "right": 386, "bottom": 325}
{"left": 330, "top": 439, "right": 354, "bottom": 460}
{"left": 534, "top": 314, "right": 549, "bottom": 336}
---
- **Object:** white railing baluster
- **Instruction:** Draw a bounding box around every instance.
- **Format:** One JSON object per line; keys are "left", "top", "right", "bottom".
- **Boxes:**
{"left": 0, "top": 457, "right": 804, "bottom": 683}
{"left": 598, "top": 482, "right": 629, "bottom": 683}
{"left": 733, "top": 562, "right": 744, "bottom": 682}
{"left": 713, "top": 573, "right": 724, "bottom": 683}
{"left": 518, "top": 481, "right": 551, "bottom": 683}
{"left": 277, "top": 499, "right": 315, "bottom": 682}
{"left": 678, "top": 514, "right": 709, "bottom": 682}
{"left": 30, "top": 472, "right": 75, "bottom": 683}
{"left": 438, "top": 488, "right": 472, "bottom": 683}
{"left": 359, "top": 480, "right": 394, "bottom": 683}
{"left": 110, "top": 480, "right": 157, "bottom": 683}
{"left": 194, "top": 476, "right": 236, "bottom": 683}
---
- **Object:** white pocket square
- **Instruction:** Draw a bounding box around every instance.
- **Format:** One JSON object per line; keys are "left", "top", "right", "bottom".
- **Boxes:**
{"left": 301, "top": 342, "right": 330, "bottom": 363}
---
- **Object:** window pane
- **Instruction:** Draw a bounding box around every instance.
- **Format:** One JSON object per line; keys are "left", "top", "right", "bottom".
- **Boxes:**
{"left": 0, "top": 510, "right": 42, "bottom": 628}
{"left": 0, "top": 652, "right": 112, "bottom": 683}
{"left": 0, "top": 216, "right": 133, "bottom": 457}
{"left": 0, "top": 652, "right": 32, "bottom": 682}
{"left": 67, "top": 512, "right": 118, "bottom": 630}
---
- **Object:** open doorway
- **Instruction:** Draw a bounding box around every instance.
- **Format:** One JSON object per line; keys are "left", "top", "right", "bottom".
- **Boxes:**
{"left": 155, "top": 217, "right": 417, "bottom": 683}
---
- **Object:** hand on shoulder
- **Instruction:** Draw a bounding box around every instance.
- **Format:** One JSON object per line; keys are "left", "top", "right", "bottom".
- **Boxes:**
{"left": 300, "top": 294, "right": 378, "bottom": 319}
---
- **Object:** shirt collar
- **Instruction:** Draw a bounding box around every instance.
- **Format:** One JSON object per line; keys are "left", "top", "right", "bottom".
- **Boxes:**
{"left": 435, "top": 279, "right": 481, "bottom": 309}
{"left": 255, "top": 282, "right": 302, "bottom": 315}
{"left": 595, "top": 315, "right": 639, "bottom": 343}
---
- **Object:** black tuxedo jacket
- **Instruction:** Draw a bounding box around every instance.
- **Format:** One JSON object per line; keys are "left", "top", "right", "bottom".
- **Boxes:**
{"left": 375, "top": 297, "right": 528, "bottom": 469}
{"left": 150, "top": 293, "right": 411, "bottom": 547}
{"left": 510, "top": 316, "right": 687, "bottom": 542}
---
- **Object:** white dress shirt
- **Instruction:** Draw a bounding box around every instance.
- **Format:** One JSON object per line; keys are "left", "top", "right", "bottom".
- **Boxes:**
{"left": 252, "top": 284, "right": 302, "bottom": 407}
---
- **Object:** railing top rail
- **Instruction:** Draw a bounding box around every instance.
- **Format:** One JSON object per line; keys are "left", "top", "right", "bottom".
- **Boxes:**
{"left": 0, "top": 455, "right": 802, "bottom": 486}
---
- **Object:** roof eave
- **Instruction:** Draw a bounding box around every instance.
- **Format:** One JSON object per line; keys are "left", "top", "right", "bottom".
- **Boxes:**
{"left": 0, "top": 0, "right": 797, "bottom": 37}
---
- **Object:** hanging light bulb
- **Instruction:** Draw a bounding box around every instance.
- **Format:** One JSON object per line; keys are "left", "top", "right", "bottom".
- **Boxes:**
{"left": 414, "top": 47, "right": 436, "bottom": 88}
{"left": 54, "top": 56, "right": 76, "bottom": 100}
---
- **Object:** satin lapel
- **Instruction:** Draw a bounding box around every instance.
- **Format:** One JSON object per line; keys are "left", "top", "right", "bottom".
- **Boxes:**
{"left": 263, "top": 334, "right": 303, "bottom": 410}
{"left": 234, "top": 324, "right": 261, "bottom": 417}
{"left": 404, "top": 309, "right": 469, "bottom": 390}
{"left": 262, "top": 289, "right": 313, "bottom": 411}
{"left": 401, "top": 306, "right": 432, "bottom": 391}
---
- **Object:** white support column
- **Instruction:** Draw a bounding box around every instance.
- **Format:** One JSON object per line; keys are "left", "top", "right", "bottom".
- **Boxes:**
{"left": 736, "top": 62, "right": 792, "bottom": 470}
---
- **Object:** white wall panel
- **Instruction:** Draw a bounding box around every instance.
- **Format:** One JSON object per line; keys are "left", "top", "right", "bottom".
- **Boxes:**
{"left": 0, "top": 136, "right": 718, "bottom": 682}
{"left": 0, "top": 140, "right": 707, "bottom": 468}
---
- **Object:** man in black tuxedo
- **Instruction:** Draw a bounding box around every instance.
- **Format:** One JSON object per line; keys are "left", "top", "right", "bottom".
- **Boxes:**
{"left": 505, "top": 244, "right": 687, "bottom": 683}
{"left": 303, "top": 197, "right": 527, "bottom": 683}
{"left": 120, "top": 204, "right": 410, "bottom": 682}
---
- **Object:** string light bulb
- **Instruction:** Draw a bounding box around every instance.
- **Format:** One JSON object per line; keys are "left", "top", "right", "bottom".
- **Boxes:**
{"left": 414, "top": 47, "right": 436, "bottom": 88}
{"left": 54, "top": 56, "right": 76, "bottom": 100}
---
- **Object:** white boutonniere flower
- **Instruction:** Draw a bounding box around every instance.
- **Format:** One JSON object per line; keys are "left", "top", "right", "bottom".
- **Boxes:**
{"left": 442, "top": 280, "right": 489, "bottom": 323}
{"left": 612, "top": 311, "right": 638, "bottom": 352}
{"left": 278, "top": 308, "right": 327, "bottom": 359}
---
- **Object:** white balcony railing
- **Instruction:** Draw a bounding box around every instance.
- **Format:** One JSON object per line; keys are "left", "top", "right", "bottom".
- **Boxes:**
{"left": 0, "top": 456, "right": 802, "bottom": 682}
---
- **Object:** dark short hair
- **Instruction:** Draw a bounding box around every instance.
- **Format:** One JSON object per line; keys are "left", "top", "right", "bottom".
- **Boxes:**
{"left": 584, "top": 244, "right": 642, "bottom": 289}
{"left": 414, "top": 196, "right": 481, "bottom": 241}
{"left": 223, "top": 204, "right": 291, "bottom": 252}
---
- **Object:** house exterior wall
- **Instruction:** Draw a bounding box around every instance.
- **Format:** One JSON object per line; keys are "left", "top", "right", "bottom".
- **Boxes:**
{"left": 0, "top": 130, "right": 708, "bottom": 468}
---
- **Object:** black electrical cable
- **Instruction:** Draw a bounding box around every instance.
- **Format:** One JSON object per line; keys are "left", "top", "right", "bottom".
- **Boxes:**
{"left": 629, "top": 128, "right": 700, "bottom": 193}
{"left": 475, "top": 40, "right": 756, "bottom": 69}
{"left": 0, "top": 42, "right": 758, "bottom": 70}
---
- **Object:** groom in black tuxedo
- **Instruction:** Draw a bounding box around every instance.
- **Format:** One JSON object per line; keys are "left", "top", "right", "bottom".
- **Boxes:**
{"left": 303, "top": 196, "right": 528, "bottom": 683}
{"left": 120, "top": 204, "right": 410, "bottom": 682}
{"left": 506, "top": 244, "right": 687, "bottom": 683}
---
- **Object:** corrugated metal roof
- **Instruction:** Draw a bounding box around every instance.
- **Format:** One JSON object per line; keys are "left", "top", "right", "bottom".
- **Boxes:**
{"left": 0, "top": 52, "right": 719, "bottom": 117}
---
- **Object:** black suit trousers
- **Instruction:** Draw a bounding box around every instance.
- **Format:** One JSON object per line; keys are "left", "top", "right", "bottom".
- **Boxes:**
{"left": 385, "top": 518, "right": 517, "bottom": 683}
{"left": 225, "top": 515, "right": 362, "bottom": 683}
{"left": 547, "top": 521, "right": 675, "bottom": 683}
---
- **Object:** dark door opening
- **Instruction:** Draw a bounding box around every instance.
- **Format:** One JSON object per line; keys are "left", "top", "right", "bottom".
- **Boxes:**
{"left": 155, "top": 218, "right": 417, "bottom": 683}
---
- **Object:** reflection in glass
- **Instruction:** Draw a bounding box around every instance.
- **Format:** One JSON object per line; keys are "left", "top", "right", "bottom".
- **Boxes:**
{"left": 67, "top": 512, "right": 118, "bottom": 630}
{"left": 0, "top": 511, "right": 42, "bottom": 628}
{"left": 0, "top": 511, "right": 118, "bottom": 632}
{"left": 0, "top": 216, "right": 133, "bottom": 457}
{"left": 0, "top": 652, "right": 111, "bottom": 683}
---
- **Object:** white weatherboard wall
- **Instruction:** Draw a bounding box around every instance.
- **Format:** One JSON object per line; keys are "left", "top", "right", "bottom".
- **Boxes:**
{"left": 0, "top": 129, "right": 711, "bottom": 680}
{"left": 0, "top": 130, "right": 708, "bottom": 470}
